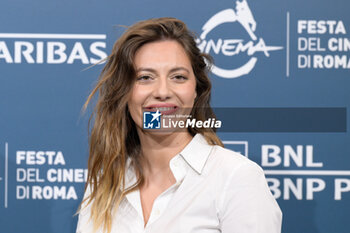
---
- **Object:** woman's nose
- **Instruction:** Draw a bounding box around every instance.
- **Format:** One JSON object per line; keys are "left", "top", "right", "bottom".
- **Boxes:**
{"left": 152, "top": 78, "right": 172, "bottom": 100}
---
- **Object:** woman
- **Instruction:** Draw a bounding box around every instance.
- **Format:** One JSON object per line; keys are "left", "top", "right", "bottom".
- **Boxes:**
{"left": 76, "top": 17, "right": 282, "bottom": 233}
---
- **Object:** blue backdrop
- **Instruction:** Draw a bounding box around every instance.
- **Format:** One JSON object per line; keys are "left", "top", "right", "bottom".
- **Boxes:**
{"left": 0, "top": 0, "right": 349, "bottom": 232}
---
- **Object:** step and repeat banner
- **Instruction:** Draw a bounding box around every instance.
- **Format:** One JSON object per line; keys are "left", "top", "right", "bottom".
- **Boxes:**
{"left": 0, "top": 0, "right": 349, "bottom": 232}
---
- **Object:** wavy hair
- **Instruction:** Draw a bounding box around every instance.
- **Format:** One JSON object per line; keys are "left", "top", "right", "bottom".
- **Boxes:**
{"left": 78, "top": 17, "right": 223, "bottom": 233}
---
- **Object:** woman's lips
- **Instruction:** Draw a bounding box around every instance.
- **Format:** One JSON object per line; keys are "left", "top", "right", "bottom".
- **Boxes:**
{"left": 144, "top": 104, "right": 178, "bottom": 115}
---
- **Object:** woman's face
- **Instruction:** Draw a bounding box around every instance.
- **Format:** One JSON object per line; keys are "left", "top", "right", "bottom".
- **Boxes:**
{"left": 128, "top": 40, "right": 197, "bottom": 131}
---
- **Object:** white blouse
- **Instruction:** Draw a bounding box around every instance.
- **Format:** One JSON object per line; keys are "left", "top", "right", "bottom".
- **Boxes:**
{"left": 76, "top": 134, "right": 282, "bottom": 233}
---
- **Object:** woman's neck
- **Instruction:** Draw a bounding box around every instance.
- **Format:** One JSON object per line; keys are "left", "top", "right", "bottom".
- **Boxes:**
{"left": 137, "top": 131, "right": 193, "bottom": 177}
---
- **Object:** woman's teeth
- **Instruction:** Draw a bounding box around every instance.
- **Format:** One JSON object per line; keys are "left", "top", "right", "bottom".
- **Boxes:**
{"left": 150, "top": 107, "right": 175, "bottom": 111}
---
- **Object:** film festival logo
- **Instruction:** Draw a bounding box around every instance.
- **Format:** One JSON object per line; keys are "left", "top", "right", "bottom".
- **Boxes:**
{"left": 197, "top": 0, "right": 283, "bottom": 78}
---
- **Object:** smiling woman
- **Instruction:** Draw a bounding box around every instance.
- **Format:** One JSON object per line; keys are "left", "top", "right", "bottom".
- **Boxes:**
{"left": 76, "top": 17, "right": 282, "bottom": 233}
{"left": 128, "top": 40, "right": 197, "bottom": 130}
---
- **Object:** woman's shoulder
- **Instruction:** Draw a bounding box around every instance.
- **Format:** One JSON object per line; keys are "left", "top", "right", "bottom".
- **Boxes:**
{"left": 207, "top": 144, "right": 263, "bottom": 177}
{"left": 211, "top": 144, "right": 255, "bottom": 165}
{"left": 208, "top": 145, "right": 283, "bottom": 233}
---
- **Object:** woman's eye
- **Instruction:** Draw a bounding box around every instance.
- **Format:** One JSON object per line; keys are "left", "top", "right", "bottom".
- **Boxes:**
{"left": 137, "top": 75, "right": 152, "bottom": 81}
{"left": 173, "top": 75, "right": 188, "bottom": 81}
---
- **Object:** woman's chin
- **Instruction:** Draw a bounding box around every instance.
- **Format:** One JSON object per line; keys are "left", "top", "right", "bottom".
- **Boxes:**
{"left": 142, "top": 127, "right": 185, "bottom": 136}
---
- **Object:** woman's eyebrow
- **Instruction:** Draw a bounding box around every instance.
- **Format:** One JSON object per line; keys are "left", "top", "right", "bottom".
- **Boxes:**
{"left": 169, "top": 67, "right": 190, "bottom": 74}
{"left": 136, "top": 67, "right": 190, "bottom": 74}
{"left": 136, "top": 67, "right": 157, "bottom": 73}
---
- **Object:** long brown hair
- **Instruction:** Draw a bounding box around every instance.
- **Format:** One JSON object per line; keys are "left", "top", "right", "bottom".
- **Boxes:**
{"left": 79, "top": 17, "right": 223, "bottom": 233}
